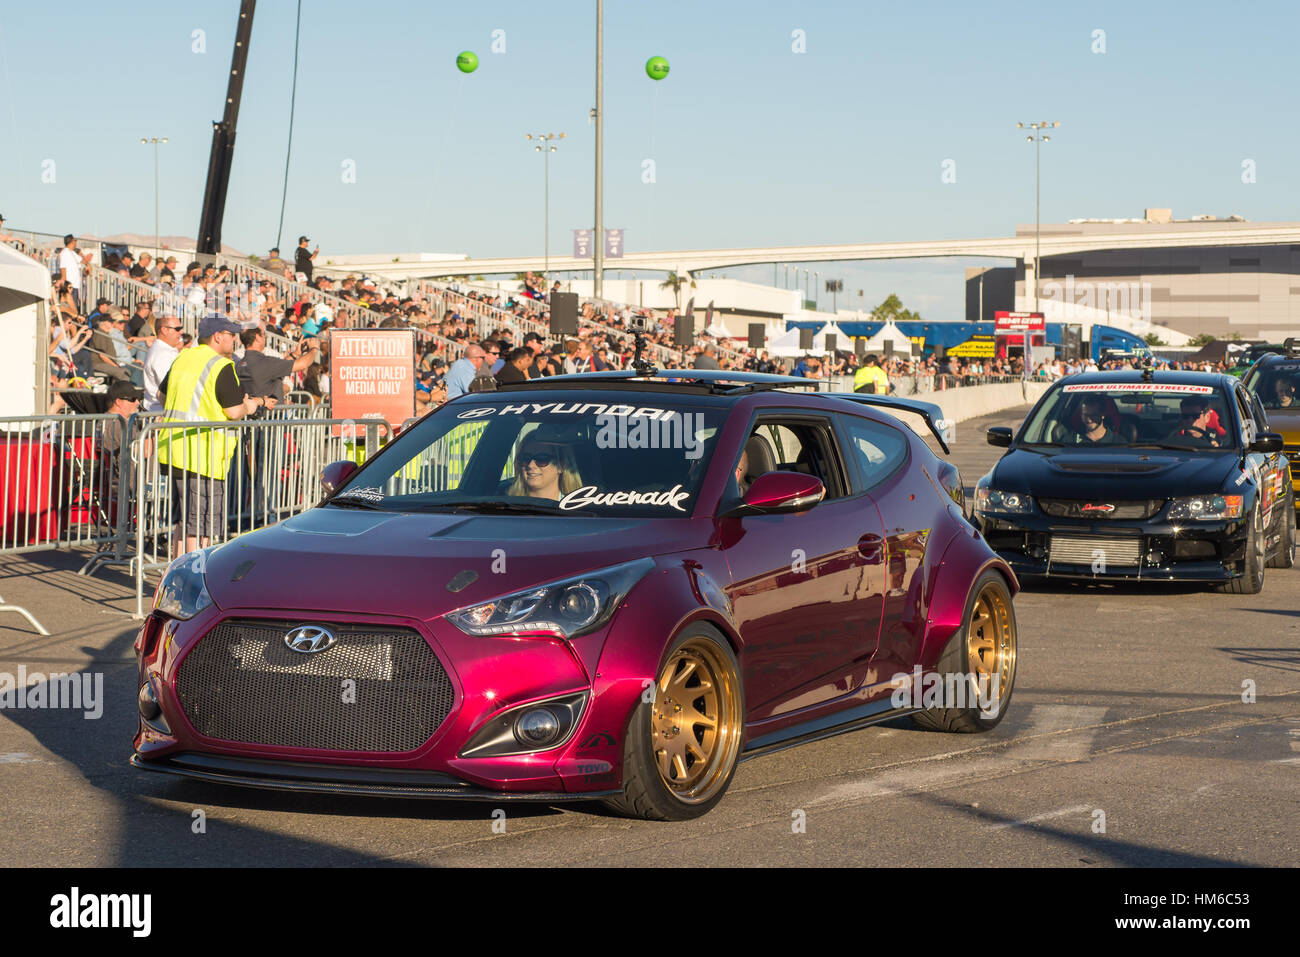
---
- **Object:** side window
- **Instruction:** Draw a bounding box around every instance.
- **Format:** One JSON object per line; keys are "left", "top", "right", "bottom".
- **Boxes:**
{"left": 1251, "top": 394, "right": 1270, "bottom": 433}
{"left": 741, "top": 418, "right": 848, "bottom": 500}
{"left": 1234, "top": 387, "right": 1256, "bottom": 445}
{"left": 842, "top": 415, "right": 910, "bottom": 492}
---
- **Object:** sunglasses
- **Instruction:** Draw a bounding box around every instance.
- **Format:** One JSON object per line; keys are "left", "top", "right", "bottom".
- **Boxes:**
{"left": 1080, "top": 411, "right": 1103, "bottom": 422}
{"left": 516, "top": 450, "right": 557, "bottom": 467}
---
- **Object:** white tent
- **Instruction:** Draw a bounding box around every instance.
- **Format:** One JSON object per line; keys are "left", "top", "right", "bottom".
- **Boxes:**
{"left": 704, "top": 315, "right": 736, "bottom": 339}
{"left": 768, "top": 322, "right": 854, "bottom": 357}
{"left": 863, "top": 320, "right": 912, "bottom": 355}
{"left": 0, "top": 243, "right": 52, "bottom": 418}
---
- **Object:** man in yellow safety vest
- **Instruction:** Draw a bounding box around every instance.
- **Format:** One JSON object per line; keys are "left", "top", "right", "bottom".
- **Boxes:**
{"left": 854, "top": 353, "right": 890, "bottom": 395}
{"left": 157, "top": 315, "right": 264, "bottom": 555}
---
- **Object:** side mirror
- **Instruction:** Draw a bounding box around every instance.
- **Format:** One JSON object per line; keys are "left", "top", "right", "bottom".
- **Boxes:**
{"left": 320, "top": 460, "right": 359, "bottom": 497}
{"left": 723, "top": 471, "right": 826, "bottom": 518}
{"left": 1250, "top": 432, "right": 1284, "bottom": 454}
{"left": 987, "top": 427, "right": 1013, "bottom": 448}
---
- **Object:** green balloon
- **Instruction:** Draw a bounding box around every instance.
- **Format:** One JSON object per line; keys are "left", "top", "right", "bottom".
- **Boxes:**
{"left": 456, "top": 50, "right": 479, "bottom": 74}
{"left": 645, "top": 56, "right": 670, "bottom": 81}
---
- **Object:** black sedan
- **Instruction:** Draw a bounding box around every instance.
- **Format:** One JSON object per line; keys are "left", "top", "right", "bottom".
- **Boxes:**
{"left": 973, "top": 371, "right": 1295, "bottom": 592}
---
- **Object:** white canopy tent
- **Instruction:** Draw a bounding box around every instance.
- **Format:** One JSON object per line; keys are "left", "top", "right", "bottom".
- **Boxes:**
{"left": 0, "top": 243, "right": 52, "bottom": 418}
{"left": 862, "top": 320, "right": 913, "bottom": 355}
{"left": 767, "top": 321, "right": 855, "bottom": 357}
{"left": 704, "top": 315, "right": 736, "bottom": 339}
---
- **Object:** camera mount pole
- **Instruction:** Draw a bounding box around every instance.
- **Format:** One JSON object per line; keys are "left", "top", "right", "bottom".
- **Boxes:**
{"left": 631, "top": 332, "right": 656, "bottom": 377}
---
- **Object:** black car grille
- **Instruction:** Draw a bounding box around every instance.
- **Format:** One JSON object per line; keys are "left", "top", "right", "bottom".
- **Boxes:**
{"left": 1038, "top": 499, "right": 1164, "bottom": 520}
{"left": 177, "top": 619, "right": 454, "bottom": 752}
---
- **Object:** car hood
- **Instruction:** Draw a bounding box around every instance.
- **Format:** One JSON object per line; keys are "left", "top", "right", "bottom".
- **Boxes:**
{"left": 989, "top": 447, "right": 1241, "bottom": 500}
{"left": 204, "top": 507, "right": 705, "bottom": 620}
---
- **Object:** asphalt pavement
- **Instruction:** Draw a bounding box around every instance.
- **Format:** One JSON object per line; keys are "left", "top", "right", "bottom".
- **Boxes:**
{"left": 0, "top": 404, "right": 1296, "bottom": 867}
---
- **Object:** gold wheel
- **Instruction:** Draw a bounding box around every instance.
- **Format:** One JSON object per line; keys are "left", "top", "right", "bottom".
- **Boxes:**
{"left": 650, "top": 637, "right": 742, "bottom": 805}
{"left": 966, "top": 583, "right": 1016, "bottom": 713}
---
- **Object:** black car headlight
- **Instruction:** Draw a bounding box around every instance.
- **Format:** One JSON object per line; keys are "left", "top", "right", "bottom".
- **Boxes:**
{"left": 445, "top": 558, "right": 654, "bottom": 640}
{"left": 153, "top": 548, "right": 216, "bottom": 620}
{"left": 1166, "top": 495, "right": 1243, "bottom": 521}
{"left": 975, "top": 486, "right": 1033, "bottom": 515}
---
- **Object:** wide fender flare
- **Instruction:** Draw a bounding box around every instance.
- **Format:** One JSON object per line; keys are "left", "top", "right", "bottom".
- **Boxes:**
{"left": 919, "top": 529, "right": 1018, "bottom": 671}
{"left": 556, "top": 559, "right": 740, "bottom": 784}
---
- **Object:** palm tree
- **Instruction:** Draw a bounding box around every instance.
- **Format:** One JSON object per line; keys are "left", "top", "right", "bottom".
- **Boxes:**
{"left": 660, "top": 271, "right": 695, "bottom": 311}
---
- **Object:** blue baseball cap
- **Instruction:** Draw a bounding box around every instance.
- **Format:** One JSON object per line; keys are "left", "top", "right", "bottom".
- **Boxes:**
{"left": 197, "top": 314, "right": 242, "bottom": 339}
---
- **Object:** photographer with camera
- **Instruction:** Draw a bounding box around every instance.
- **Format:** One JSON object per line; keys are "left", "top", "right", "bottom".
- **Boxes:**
{"left": 238, "top": 324, "right": 320, "bottom": 413}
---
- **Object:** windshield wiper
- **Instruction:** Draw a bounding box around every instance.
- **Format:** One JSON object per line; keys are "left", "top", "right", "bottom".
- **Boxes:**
{"left": 449, "top": 501, "right": 563, "bottom": 515}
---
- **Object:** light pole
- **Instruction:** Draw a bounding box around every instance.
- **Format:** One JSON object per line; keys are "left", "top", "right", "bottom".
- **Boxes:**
{"left": 1016, "top": 121, "right": 1059, "bottom": 313}
{"left": 593, "top": 0, "right": 604, "bottom": 300}
{"left": 526, "top": 132, "right": 565, "bottom": 282}
{"left": 825, "top": 278, "right": 843, "bottom": 314}
{"left": 140, "top": 136, "right": 168, "bottom": 258}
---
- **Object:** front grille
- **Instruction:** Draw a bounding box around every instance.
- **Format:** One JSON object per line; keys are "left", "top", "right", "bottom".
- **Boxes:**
{"left": 177, "top": 618, "right": 454, "bottom": 752}
{"left": 1049, "top": 535, "right": 1142, "bottom": 567}
{"left": 1039, "top": 498, "right": 1164, "bottom": 520}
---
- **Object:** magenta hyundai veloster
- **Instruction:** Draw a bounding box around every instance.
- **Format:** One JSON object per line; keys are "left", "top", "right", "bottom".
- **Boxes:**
{"left": 132, "top": 372, "right": 1018, "bottom": 820}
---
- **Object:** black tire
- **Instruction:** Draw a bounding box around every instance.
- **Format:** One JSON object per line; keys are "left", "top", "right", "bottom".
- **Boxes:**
{"left": 912, "top": 570, "right": 1017, "bottom": 733}
{"left": 603, "top": 626, "right": 744, "bottom": 821}
{"left": 1218, "top": 503, "right": 1266, "bottom": 593}
{"left": 1266, "top": 494, "right": 1296, "bottom": 569}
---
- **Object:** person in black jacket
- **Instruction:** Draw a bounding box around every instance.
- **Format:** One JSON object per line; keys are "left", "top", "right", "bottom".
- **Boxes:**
{"left": 295, "top": 236, "right": 318, "bottom": 282}
{"left": 495, "top": 347, "right": 533, "bottom": 385}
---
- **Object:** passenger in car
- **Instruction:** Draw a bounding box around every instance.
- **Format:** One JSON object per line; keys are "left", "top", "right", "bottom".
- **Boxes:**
{"left": 1071, "top": 396, "right": 1123, "bottom": 446}
{"left": 1168, "top": 397, "right": 1224, "bottom": 448}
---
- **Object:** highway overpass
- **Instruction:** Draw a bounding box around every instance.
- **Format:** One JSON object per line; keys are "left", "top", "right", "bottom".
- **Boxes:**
{"left": 319, "top": 221, "right": 1300, "bottom": 283}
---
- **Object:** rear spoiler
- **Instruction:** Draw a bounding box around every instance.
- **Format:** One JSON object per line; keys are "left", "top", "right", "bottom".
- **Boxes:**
{"left": 831, "top": 393, "right": 954, "bottom": 454}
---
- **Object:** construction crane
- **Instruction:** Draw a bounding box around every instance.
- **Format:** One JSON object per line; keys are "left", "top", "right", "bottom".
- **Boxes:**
{"left": 196, "top": 0, "right": 256, "bottom": 256}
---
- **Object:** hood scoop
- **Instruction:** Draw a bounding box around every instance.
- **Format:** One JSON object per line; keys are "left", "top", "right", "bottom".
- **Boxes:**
{"left": 1052, "top": 459, "right": 1163, "bottom": 473}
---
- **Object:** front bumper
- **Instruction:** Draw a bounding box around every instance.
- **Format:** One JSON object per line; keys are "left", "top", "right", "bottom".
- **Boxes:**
{"left": 975, "top": 511, "right": 1249, "bottom": 582}
{"left": 132, "top": 606, "right": 635, "bottom": 798}
{"left": 129, "top": 752, "right": 618, "bottom": 801}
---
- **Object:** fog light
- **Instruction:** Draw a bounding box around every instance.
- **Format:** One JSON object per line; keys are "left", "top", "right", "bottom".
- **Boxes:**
{"left": 138, "top": 681, "right": 160, "bottom": 720}
{"left": 514, "top": 707, "right": 561, "bottom": 747}
{"left": 1145, "top": 549, "right": 1165, "bottom": 566}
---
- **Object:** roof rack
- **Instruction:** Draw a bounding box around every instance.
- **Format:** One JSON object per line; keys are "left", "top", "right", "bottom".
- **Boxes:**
{"left": 496, "top": 370, "right": 822, "bottom": 396}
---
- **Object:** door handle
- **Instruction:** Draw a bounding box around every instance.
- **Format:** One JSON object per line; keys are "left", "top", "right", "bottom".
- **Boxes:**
{"left": 858, "top": 534, "right": 884, "bottom": 563}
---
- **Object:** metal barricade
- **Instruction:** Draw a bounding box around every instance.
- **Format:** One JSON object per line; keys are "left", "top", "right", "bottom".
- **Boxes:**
{"left": 0, "top": 413, "right": 140, "bottom": 631}
{"left": 132, "top": 416, "right": 390, "bottom": 616}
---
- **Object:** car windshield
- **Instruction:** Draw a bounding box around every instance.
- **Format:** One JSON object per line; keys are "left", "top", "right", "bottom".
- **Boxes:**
{"left": 1246, "top": 361, "right": 1300, "bottom": 411}
{"left": 330, "top": 395, "right": 727, "bottom": 517}
{"left": 1019, "top": 382, "right": 1238, "bottom": 450}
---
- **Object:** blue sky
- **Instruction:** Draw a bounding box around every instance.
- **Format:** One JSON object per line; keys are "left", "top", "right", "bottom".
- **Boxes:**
{"left": 3, "top": 0, "right": 1297, "bottom": 318}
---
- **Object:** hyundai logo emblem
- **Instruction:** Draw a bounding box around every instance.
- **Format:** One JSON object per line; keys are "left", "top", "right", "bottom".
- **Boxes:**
{"left": 284, "top": 625, "right": 337, "bottom": 654}
{"left": 457, "top": 407, "right": 496, "bottom": 419}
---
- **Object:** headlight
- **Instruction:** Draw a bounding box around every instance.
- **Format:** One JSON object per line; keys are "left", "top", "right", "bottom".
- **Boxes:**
{"left": 445, "top": 558, "right": 654, "bottom": 640}
{"left": 153, "top": 548, "right": 216, "bottom": 619}
{"left": 1166, "top": 495, "right": 1243, "bottom": 521}
{"left": 975, "top": 487, "right": 1034, "bottom": 515}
